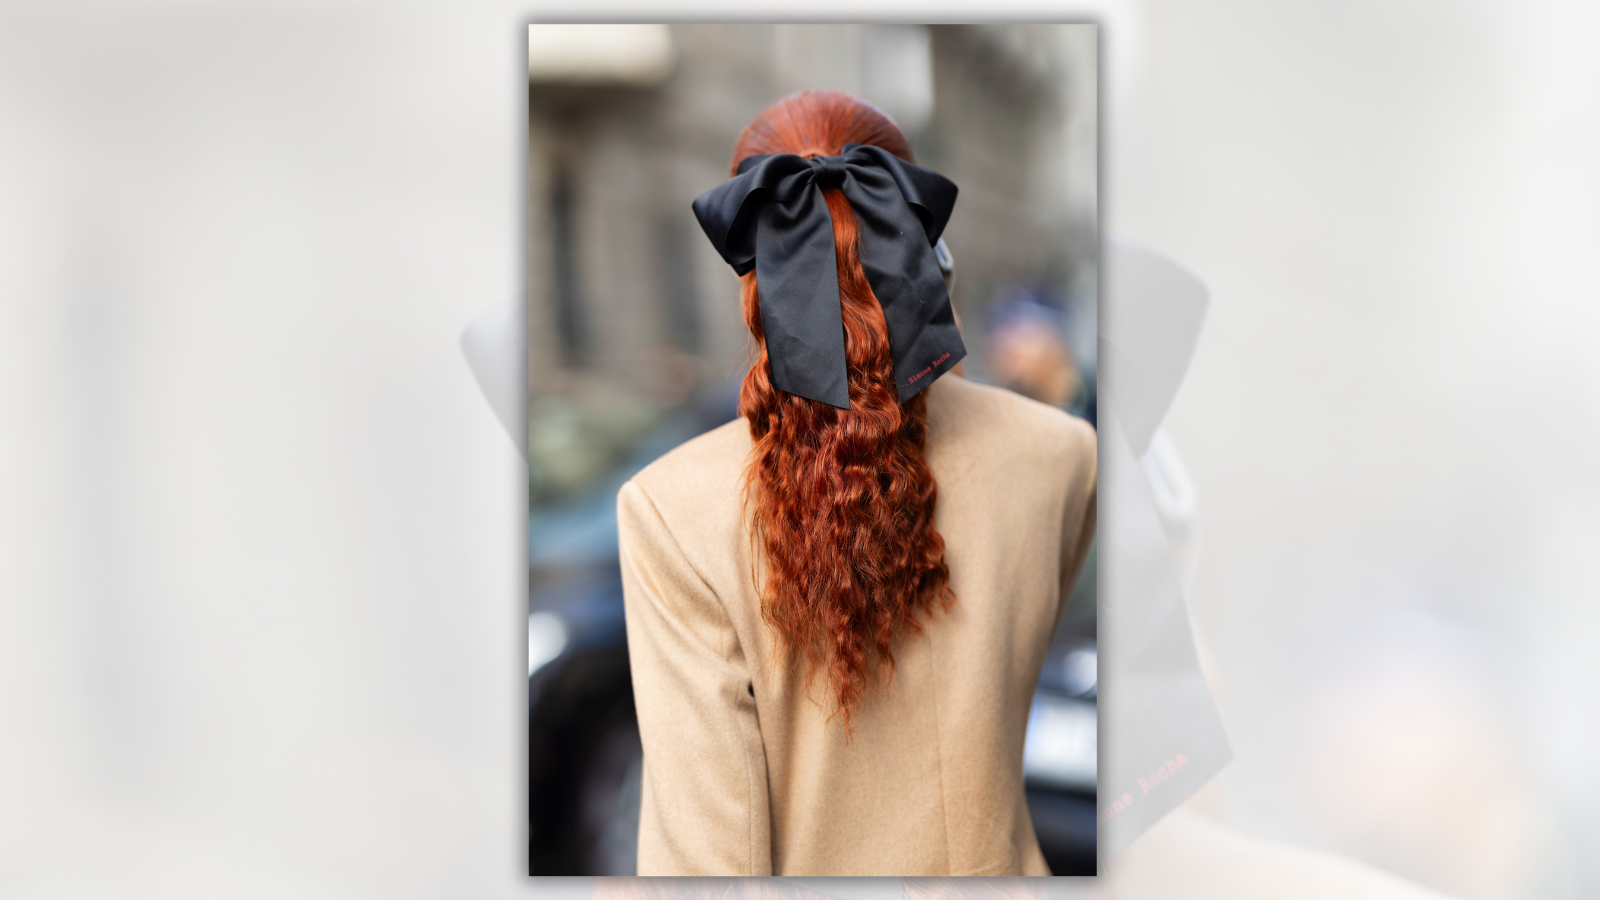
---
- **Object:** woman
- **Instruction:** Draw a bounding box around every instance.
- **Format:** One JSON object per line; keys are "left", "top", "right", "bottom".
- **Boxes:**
{"left": 617, "top": 90, "right": 1097, "bottom": 876}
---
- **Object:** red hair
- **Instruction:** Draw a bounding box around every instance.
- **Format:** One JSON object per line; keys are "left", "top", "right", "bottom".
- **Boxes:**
{"left": 732, "top": 91, "right": 954, "bottom": 734}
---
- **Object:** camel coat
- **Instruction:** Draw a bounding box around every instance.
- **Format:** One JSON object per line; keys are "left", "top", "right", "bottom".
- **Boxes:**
{"left": 617, "top": 374, "right": 1098, "bottom": 876}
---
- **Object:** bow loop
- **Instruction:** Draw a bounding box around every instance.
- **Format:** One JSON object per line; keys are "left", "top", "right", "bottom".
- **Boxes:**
{"left": 692, "top": 146, "right": 966, "bottom": 409}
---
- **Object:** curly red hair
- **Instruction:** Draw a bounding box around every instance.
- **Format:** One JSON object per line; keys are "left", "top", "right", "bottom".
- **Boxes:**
{"left": 732, "top": 91, "right": 955, "bottom": 734}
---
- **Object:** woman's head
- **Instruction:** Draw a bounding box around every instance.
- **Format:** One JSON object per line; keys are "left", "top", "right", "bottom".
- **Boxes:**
{"left": 734, "top": 91, "right": 953, "bottom": 734}
{"left": 730, "top": 89, "right": 913, "bottom": 173}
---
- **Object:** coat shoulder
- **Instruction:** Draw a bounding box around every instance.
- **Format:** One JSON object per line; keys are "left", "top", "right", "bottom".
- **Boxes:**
{"left": 925, "top": 375, "right": 1095, "bottom": 473}
{"left": 620, "top": 416, "right": 753, "bottom": 529}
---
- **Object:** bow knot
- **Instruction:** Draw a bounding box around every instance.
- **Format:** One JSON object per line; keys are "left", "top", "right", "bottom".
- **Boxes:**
{"left": 810, "top": 156, "right": 848, "bottom": 188}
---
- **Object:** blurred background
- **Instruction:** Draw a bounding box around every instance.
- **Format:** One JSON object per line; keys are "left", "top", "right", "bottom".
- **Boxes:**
{"left": 525, "top": 24, "right": 1100, "bottom": 875}
{"left": 3, "top": 2, "right": 1600, "bottom": 898}
{"left": 1117, "top": 3, "right": 1600, "bottom": 897}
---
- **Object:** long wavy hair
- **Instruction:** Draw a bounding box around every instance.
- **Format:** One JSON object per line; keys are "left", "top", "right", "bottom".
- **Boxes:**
{"left": 733, "top": 90, "right": 955, "bottom": 734}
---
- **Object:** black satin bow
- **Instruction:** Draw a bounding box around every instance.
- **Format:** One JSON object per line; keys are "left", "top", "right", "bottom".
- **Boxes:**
{"left": 691, "top": 143, "right": 966, "bottom": 409}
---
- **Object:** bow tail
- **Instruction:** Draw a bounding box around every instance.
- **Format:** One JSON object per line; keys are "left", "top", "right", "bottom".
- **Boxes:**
{"left": 754, "top": 192, "right": 852, "bottom": 409}
{"left": 848, "top": 184, "right": 968, "bottom": 403}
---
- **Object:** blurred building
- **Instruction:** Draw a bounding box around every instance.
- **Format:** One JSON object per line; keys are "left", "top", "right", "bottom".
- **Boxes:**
{"left": 527, "top": 24, "right": 1098, "bottom": 420}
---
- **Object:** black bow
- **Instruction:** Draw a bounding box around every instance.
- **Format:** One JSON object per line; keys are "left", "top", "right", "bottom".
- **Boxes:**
{"left": 691, "top": 143, "right": 966, "bottom": 409}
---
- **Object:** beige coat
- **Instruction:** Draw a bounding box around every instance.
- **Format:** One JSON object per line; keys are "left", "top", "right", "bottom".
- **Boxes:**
{"left": 618, "top": 374, "right": 1097, "bottom": 876}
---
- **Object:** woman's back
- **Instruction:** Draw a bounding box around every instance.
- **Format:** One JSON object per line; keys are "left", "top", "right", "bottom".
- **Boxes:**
{"left": 619, "top": 374, "right": 1097, "bottom": 875}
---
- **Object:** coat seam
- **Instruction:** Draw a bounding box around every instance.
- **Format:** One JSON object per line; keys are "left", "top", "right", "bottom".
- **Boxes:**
{"left": 925, "top": 628, "right": 954, "bottom": 873}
